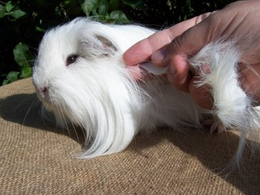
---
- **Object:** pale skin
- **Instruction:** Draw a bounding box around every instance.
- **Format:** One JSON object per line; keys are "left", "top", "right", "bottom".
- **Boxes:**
{"left": 123, "top": 0, "right": 260, "bottom": 109}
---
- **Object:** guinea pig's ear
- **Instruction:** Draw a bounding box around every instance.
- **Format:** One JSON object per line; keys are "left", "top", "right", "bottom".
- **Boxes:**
{"left": 80, "top": 35, "right": 118, "bottom": 59}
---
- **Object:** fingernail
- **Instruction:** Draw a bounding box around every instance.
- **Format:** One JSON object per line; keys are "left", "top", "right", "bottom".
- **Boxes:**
{"left": 151, "top": 49, "right": 167, "bottom": 64}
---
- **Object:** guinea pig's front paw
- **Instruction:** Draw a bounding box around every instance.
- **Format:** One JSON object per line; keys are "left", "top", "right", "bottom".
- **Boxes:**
{"left": 201, "top": 119, "right": 226, "bottom": 134}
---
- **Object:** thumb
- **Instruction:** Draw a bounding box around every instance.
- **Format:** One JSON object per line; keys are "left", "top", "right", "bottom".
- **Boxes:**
{"left": 151, "top": 11, "right": 215, "bottom": 68}
{"left": 166, "top": 14, "right": 217, "bottom": 93}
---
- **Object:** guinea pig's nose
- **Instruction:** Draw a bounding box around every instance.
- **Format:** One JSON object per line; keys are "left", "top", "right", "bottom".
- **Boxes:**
{"left": 40, "top": 87, "right": 48, "bottom": 94}
{"left": 38, "top": 86, "right": 50, "bottom": 102}
{"left": 38, "top": 87, "right": 49, "bottom": 99}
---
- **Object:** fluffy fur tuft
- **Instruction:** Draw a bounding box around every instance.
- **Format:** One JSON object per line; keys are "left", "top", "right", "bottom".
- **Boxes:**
{"left": 33, "top": 18, "right": 260, "bottom": 161}
{"left": 189, "top": 41, "right": 260, "bottom": 161}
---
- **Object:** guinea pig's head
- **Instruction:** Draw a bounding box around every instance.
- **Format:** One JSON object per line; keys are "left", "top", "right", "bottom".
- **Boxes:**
{"left": 32, "top": 18, "right": 141, "bottom": 158}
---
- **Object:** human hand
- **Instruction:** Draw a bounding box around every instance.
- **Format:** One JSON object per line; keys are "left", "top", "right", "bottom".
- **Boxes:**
{"left": 123, "top": 0, "right": 260, "bottom": 109}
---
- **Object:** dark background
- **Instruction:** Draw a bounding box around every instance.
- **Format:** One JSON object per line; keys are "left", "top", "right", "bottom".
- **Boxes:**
{"left": 0, "top": 0, "right": 235, "bottom": 85}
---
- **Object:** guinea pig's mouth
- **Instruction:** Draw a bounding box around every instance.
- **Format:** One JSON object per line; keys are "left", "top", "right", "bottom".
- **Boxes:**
{"left": 36, "top": 94, "right": 52, "bottom": 107}
{"left": 34, "top": 87, "right": 52, "bottom": 107}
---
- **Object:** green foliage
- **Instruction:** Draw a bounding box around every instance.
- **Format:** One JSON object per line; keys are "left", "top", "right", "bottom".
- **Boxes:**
{"left": 0, "top": 0, "right": 235, "bottom": 86}
{"left": 2, "top": 42, "right": 33, "bottom": 85}
{"left": 0, "top": 0, "right": 137, "bottom": 85}
{"left": 79, "top": 0, "right": 129, "bottom": 23}
{"left": 0, "top": 1, "right": 26, "bottom": 20}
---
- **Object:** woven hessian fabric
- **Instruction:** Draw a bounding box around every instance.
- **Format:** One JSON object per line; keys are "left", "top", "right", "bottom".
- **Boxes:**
{"left": 0, "top": 78, "right": 259, "bottom": 194}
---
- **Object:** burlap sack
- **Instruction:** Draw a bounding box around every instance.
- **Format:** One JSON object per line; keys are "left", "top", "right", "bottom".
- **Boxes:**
{"left": 0, "top": 78, "right": 259, "bottom": 194}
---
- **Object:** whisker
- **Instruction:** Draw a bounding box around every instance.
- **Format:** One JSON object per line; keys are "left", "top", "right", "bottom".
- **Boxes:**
{"left": 13, "top": 94, "right": 36, "bottom": 114}
{"left": 22, "top": 97, "right": 40, "bottom": 125}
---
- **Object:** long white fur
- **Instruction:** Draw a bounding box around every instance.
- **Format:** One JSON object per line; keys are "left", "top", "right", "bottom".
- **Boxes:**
{"left": 189, "top": 42, "right": 260, "bottom": 161}
{"left": 33, "top": 18, "right": 259, "bottom": 160}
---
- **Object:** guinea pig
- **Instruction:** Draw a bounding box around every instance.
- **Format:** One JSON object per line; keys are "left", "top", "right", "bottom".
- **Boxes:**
{"left": 32, "top": 18, "right": 260, "bottom": 160}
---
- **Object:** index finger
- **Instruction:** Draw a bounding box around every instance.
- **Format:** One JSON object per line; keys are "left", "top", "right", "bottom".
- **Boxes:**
{"left": 123, "top": 29, "right": 172, "bottom": 65}
{"left": 123, "top": 16, "right": 200, "bottom": 66}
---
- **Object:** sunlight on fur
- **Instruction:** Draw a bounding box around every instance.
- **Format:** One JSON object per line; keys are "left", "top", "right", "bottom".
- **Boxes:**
{"left": 32, "top": 18, "right": 260, "bottom": 163}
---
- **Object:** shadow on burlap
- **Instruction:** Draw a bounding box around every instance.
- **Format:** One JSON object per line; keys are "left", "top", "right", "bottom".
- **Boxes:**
{"left": 0, "top": 78, "right": 259, "bottom": 194}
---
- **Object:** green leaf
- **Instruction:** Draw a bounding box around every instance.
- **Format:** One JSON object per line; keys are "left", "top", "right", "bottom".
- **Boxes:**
{"left": 0, "top": 5, "right": 6, "bottom": 18}
{"left": 121, "top": 0, "right": 145, "bottom": 10}
{"left": 20, "top": 66, "right": 32, "bottom": 79}
{"left": 13, "top": 43, "right": 34, "bottom": 67}
{"left": 2, "top": 80, "right": 9, "bottom": 86}
{"left": 80, "top": 0, "right": 100, "bottom": 16}
{"left": 10, "top": 9, "right": 26, "bottom": 19}
{"left": 109, "top": 10, "right": 128, "bottom": 22}
{"left": 36, "top": 26, "right": 46, "bottom": 32}
{"left": 6, "top": 71, "right": 20, "bottom": 83}
{"left": 98, "top": 0, "right": 109, "bottom": 16}
{"left": 5, "top": 1, "right": 14, "bottom": 12}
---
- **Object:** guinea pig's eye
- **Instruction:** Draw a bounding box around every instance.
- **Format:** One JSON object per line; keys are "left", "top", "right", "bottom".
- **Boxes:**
{"left": 66, "top": 54, "right": 78, "bottom": 66}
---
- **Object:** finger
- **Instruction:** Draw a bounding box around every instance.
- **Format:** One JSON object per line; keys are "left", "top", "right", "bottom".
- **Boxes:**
{"left": 165, "top": 13, "right": 219, "bottom": 93}
{"left": 167, "top": 22, "right": 210, "bottom": 58}
{"left": 123, "top": 14, "right": 210, "bottom": 66}
{"left": 167, "top": 55, "right": 213, "bottom": 109}
{"left": 189, "top": 77, "right": 213, "bottom": 109}
{"left": 151, "top": 12, "right": 215, "bottom": 68}
{"left": 167, "top": 54, "right": 191, "bottom": 92}
{"left": 123, "top": 28, "right": 175, "bottom": 66}
{"left": 238, "top": 63, "right": 260, "bottom": 104}
{"left": 150, "top": 48, "right": 168, "bottom": 67}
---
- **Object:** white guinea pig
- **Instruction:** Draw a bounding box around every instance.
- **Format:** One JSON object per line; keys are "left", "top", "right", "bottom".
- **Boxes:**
{"left": 33, "top": 17, "right": 260, "bottom": 159}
